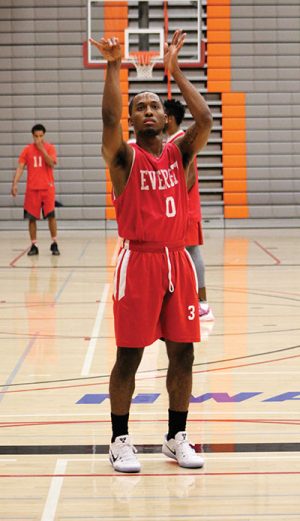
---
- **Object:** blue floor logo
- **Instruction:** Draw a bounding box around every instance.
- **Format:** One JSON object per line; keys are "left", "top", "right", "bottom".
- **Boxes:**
{"left": 76, "top": 391, "right": 300, "bottom": 405}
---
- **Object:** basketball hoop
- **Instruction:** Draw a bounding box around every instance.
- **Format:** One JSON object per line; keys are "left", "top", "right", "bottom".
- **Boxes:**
{"left": 129, "top": 51, "right": 159, "bottom": 80}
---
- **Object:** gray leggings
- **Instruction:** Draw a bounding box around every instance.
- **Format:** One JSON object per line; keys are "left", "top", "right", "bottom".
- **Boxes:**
{"left": 186, "top": 245, "right": 205, "bottom": 289}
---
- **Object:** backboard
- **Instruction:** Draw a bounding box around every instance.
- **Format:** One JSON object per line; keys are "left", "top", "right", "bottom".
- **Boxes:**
{"left": 85, "top": 0, "right": 204, "bottom": 69}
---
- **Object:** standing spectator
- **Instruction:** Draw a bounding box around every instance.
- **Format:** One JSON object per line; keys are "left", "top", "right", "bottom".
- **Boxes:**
{"left": 11, "top": 124, "right": 60, "bottom": 256}
{"left": 164, "top": 99, "right": 214, "bottom": 322}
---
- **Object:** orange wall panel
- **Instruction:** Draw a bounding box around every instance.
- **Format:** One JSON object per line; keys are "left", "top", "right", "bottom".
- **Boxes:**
{"left": 222, "top": 92, "right": 245, "bottom": 105}
{"left": 222, "top": 118, "right": 246, "bottom": 131}
{"left": 223, "top": 155, "right": 247, "bottom": 168}
{"left": 223, "top": 180, "right": 247, "bottom": 193}
{"left": 207, "top": 0, "right": 230, "bottom": 6}
{"left": 222, "top": 104, "right": 246, "bottom": 118}
{"left": 224, "top": 193, "right": 248, "bottom": 205}
{"left": 103, "top": 3, "right": 129, "bottom": 221}
{"left": 223, "top": 142, "right": 246, "bottom": 155}
{"left": 207, "top": 80, "right": 231, "bottom": 92}
{"left": 207, "top": 43, "right": 231, "bottom": 56}
{"left": 208, "top": 68, "right": 231, "bottom": 80}
{"left": 208, "top": 30, "right": 231, "bottom": 43}
{"left": 223, "top": 167, "right": 247, "bottom": 180}
{"left": 207, "top": 18, "right": 231, "bottom": 31}
{"left": 224, "top": 206, "right": 249, "bottom": 218}
{"left": 207, "top": 6, "right": 230, "bottom": 18}
{"left": 207, "top": 55, "right": 231, "bottom": 68}
{"left": 222, "top": 129, "right": 246, "bottom": 143}
{"left": 106, "top": 207, "right": 116, "bottom": 220}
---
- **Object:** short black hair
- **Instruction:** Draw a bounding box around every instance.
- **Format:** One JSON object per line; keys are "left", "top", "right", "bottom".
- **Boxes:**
{"left": 128, "top": 91, "right": 164, "bottom": 116}
{"left": 163, "top": 99, "right": 186, "bottom": 126}
{"left": 32, "top": 124, "right": 46, "bottom": 134}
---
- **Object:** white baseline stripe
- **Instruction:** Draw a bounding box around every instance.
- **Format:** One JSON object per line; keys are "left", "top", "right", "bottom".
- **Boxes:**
{"left": 81, "top": 283, "right": 110, "bottom": 377}
{"left": 41, "top": 458, "right": 67, "bottom": 521}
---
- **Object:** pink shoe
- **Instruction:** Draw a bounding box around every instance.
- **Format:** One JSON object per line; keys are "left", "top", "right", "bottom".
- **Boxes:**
{"left": 199, "top": 302, "right": 214, "bottom": 322}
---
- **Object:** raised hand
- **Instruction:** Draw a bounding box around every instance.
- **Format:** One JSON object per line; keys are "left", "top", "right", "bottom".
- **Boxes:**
{"left": 89, "top": 36, "right": 122, "bottom": 62}
{"left": 34, "top": 138, "right": 44, "bottom": 151}
{"left": 163, "top": 30, "right": 186, "bottom": 75}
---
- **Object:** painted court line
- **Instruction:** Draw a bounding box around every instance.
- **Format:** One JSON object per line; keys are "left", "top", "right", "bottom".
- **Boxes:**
{"left": 9, "top": 247, "right": 29, "bottom": 267}
{"left": 110, "top": 236, "right": 121, "bottom": 266}
{"left": 254, "top": 240, "right": 281, "bottom": 265}
{"left": 0, "top": 335, "right": 37, "bottom": 404}
{"left": 81, "top": 283, "right": 110, "bottom": 376}
{"left": 41, "top": 458, "right": 67, "bottom": 521}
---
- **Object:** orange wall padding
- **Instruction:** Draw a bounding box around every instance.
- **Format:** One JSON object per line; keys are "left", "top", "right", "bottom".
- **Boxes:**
{"left": 104, "top": 1, "right": 128, "bottom": 220}
{"left": 207, "top": 0, "right": 248, "bottom": 219}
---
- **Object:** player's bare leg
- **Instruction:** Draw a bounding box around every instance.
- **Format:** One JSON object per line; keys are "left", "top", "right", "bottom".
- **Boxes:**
{"left": 27, "top": 219, "right": 39, "bottom": 256}
{"left": 48, "top": 215, "right": 57, "bottom": 238}
{"left": 165, "top": 341, "right": 194, "bottom": 411}
{"left": 109, "top": 347, "right": 144, "bottom": 415}
{"left": 109, "top": 347, "right": 144, "bottom": 473}
{"left": 48, "top": 216, "right": 60, "bottom": 255}
{"left": 29, "top": 219, "right": 37, "bottom": 242}
{"left": 163, "top": 340, "right": 204, "bottom": 468}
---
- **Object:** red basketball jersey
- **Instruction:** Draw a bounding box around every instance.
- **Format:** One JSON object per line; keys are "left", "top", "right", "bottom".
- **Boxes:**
{"left": 113, "top": 142, "right": 188, "bottom": 245}
{"left": 167, "top": 130, "right": 201, "bottom": 222}
{"left": 19, "top": 142, "right": 56, "bottom": 190}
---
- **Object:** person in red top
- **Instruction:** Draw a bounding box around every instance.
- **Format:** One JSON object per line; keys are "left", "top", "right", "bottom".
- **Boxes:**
{"left": 90, "top": 30, "right": 212, "bottom": 473}
{"left": 11, "top": 124, "right": 60, "bottom": 256}
{"left": 164, "top": 99, "right": 214, "bottom": 324}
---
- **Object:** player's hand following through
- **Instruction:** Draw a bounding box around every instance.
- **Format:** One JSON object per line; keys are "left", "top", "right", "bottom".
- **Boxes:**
{"left": 164, "top": 29, "right": 186, "bottom": 75}
{"left": 89, "top": 36, "right": 122, "bottom": 62}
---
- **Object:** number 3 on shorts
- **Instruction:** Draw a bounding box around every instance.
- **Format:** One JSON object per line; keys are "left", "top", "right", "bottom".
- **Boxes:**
{"left": 166, "top": 196, "right": 176, "bottom": 217}
{"left": 188, "top": 305, "right": 195, "bottom": 320}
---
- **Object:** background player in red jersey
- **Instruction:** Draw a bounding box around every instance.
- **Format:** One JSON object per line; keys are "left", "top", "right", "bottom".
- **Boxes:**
{"left": 90, "top": 30, "right": 212, "bottom": 473}
{"left": 164, "top": 99, "right": 215, "bottom": 326}
{"left": 11, "top": 124, "right": 60, "bottom": 256}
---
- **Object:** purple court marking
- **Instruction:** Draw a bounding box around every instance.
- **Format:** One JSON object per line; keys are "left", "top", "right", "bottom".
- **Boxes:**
{"left": 254, "top": 241, "right": 281, "bottom": 265}
{"left": 0, "top": 334, "right": 38, "bottom": 404}
{"left": 53, "top": 240, "right": 91, "bottom": 303}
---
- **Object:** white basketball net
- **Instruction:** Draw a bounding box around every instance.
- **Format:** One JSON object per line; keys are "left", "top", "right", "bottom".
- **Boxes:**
{"left": 130, "top": 52, "right": 159, "bottom": 79}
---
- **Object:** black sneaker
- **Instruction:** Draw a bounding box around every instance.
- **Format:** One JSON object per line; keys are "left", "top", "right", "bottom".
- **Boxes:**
{"left": 50, "top": 242, "right": 60, "bottom": 256}
{"left": 27, "top": 244, "right": 39, "bottom": 256}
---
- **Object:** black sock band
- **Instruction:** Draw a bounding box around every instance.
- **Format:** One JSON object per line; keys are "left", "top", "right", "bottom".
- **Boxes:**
{"left": 167, "top": 409, "right": 188, "bottom": 441}
{"left": 111, "top": 412, "right": 129, "bottom": 442}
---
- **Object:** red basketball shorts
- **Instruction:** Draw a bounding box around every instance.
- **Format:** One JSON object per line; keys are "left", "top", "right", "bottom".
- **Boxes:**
{"left": 24, "top": 186, "right": 55, "bottom": 220}
{"left": 185, "top": 219, "right": 204, "bottom": 247}
{"left": 113, "top": 240, "right": 200, "bottom": 348}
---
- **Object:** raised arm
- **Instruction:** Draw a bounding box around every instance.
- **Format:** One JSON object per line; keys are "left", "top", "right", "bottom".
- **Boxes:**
{"left": 89, "top": 36, "right": 133, "bottom": 196}
{"left": 164, "top": 31, "right": 213, "bottom": 174}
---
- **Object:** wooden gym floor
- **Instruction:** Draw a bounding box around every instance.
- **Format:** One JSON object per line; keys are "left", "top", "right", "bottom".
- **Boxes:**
{"left": 0, "top": 227, "right": 299, "bottom": 520}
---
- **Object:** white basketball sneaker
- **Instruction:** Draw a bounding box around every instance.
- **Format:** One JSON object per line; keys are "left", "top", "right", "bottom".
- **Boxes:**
{"left": 162, "top": 431, "right": 204, "bottom": 468}
{"left": 109, "top": 435, "right": 141, "bottom": 473}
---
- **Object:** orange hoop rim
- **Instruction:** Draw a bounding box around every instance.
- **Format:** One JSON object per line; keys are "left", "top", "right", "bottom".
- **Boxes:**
{"left": 129, "top": 51, "right": 160, "bottom": 66}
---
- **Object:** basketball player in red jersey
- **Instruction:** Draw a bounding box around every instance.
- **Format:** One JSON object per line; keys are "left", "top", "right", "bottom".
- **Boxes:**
{"left": 90, "top": 30, "right": 212, "bottom": 473}
{"left": 164, "top": 99, "right": 214, "bottom": 325}
{"left": 11, "top": 124, "right": 60, "bottom": 256}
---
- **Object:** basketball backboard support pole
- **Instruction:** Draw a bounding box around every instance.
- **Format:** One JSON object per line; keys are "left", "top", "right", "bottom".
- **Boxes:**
{"left": 85, "top": 0, "right": 204, "bottom": 69}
